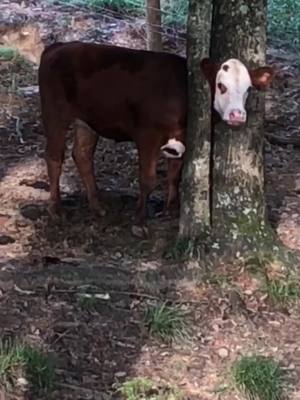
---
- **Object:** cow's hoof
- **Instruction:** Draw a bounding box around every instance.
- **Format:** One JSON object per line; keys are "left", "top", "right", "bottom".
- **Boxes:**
{"left": 131, "top": 224, "right": 149, "bottom": 238}
{"left": 47, "top": 202, "right": 62, "bottom": 219}
{"left": 162, "top": 203, "right": 180, "bottom": 219}
{"left": 89, "top": 202, "right": 106, "bottom": 217}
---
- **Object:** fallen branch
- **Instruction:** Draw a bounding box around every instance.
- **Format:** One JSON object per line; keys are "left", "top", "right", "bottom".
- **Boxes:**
{"left": 55, "top": 382, "right": 105, "bottom": 396}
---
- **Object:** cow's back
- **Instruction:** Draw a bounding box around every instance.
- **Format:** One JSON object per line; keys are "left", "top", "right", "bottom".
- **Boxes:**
{"left": 38, "top": 42, "right": 187, "bottom": 142}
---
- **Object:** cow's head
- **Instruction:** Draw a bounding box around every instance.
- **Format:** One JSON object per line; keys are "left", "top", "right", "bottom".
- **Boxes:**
{"left": 200, "top": 58, "right": 273, "bottom": 126}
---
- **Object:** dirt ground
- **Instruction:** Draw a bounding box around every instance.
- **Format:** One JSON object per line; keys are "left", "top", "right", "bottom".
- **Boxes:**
{"left": 1, "top": 1, "right": 300, "bottom": 399}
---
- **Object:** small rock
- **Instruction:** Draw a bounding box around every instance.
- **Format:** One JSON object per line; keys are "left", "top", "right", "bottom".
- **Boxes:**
{"left": 0, "top": 234, "right": 15, "bottom": 245}
{"left": 20, "top": 204, "right": 45, "bottom": 221}
{"left": 113, "top": 252, "right": 122, "bottom": 259}
{"left": 114, "top": 371, "right": 126, "bottom": 378}
{"left": 131, "top": 224, "right": 149, "bottom": 238}
{"left": 152, "top": 237, "right": 168, "bottom": 253}
{"left": 0, "top": 279, "right": 14, "bottom": 291}
{"left": 42, "top": 256, "right": 62, "bottom": 265}
{"left": 17, "top": 377, "right": 29, "bottom": 387}
{"left": 217, "top": 347, "right": 229, "bottom": 359}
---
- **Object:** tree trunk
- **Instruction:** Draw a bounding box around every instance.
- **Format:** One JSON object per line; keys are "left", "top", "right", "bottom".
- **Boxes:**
{"left": 209, "top": 0, "right": 270, "bottom": 258}
{"left": 146, "top": 0, "right": 162, "bottom": 52}
{"left": 178, "top": 0, "right": 212, "bottom": 240}
{"left": 177, "top": 0, "right": 295, "bottom": 267}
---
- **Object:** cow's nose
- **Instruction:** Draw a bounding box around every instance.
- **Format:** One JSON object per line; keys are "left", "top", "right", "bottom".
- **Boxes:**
{"left": 229, "top": 109, "right": 245, "bottom": 120}
{"left": 227, "top": 109, "right": 246, "bottom": 126}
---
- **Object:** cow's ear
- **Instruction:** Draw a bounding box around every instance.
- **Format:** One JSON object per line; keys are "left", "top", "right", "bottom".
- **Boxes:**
{"left": 249, "top": 66, "right": 273, "bottom": 90}
{"left": 200, "top": 58, "right": 219, "bottom": 89}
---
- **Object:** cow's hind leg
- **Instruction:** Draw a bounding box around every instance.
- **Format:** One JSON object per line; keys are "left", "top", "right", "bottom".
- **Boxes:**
{"left": 72, "top": 123, "right": 104, "bottom": 216}
{"left": 45, "top": 125, "right": 68, "bottom": 217}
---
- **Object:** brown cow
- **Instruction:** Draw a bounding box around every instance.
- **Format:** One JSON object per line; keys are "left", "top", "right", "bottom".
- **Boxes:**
{"left": 38, "top": 42, "right": 273, "bottom": 222}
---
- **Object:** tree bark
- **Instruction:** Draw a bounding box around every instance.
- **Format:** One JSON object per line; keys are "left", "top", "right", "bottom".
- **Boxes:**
{"left": 209, "top": 0, "right": 270, "bottom": 257}
{"left": 178, "top": 0, "right": 212, "bottom": 240}
{"left": 146, "top": 0, "right": 162, "bottom": 52}
{"left": 177, "top": 0, "right": 295, "bottom": 268}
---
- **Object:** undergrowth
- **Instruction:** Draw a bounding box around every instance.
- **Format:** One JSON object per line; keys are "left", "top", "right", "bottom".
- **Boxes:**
{"left": 0, "top": 339, "right": 55, "bottom": 395}
{"left": 232, "top": 355, "right": 287, "bottom": 400}
{"left": 119, "top": 377, "right": 183, "bottom": 400}
{"left": 47, "top": 0, "right": 300, "bottom": 43}
{"left": 144, "top": 301, "right": 189, "bottom": 343}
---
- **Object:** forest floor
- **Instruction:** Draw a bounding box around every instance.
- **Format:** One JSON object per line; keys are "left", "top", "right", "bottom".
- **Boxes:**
{"left": 1, "top": 1, "right": 300, "bottom": 399}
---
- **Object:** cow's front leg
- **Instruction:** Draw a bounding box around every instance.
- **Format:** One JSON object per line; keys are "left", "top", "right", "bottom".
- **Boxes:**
{"left": 164, "top": 158, "right": 183, "bottom": 217}
{"left": 136, "top": 139, "right": 160, "bottom": 224}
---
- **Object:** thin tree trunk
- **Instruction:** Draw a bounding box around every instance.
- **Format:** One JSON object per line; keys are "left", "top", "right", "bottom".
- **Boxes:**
{"left": 146, "top": 0, "right": 162, "bottom": 52}
{"left": 179, "top": 0, "right": 212, "bottom": 240}
{"left": 209, "top": 0, "right": 270, "bottom": 257}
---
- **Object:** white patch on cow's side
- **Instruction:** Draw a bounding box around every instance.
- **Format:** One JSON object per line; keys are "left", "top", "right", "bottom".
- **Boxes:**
{"left": 214, "top": 59, "right": 252, "bottom": 125}
{"left": 160, "top": 139, "right": 186, "bottom": 159}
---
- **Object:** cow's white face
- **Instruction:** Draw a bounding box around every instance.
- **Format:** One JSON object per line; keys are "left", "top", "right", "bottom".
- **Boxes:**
{"left": 201, "top": 58, "right": 274, "bottom": 127}
{"left": 214, "top": 59, "right": 251, "bottom": 126}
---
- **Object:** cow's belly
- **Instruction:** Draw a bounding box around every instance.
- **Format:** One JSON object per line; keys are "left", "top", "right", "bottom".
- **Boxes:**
{"left": 74, "top": 118, "right": 133, "bottom": 142}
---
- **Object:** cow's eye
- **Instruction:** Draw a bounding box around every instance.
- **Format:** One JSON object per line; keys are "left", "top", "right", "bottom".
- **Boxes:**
{"left": 217, "top": 82, "right": 227, "bottom": 94}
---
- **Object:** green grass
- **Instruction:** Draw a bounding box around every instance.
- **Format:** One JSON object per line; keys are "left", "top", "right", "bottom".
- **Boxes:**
{"left": 164, "top": 238, "right": 194, "bottom": 261}
{"left": 203, "top": 272, "right": 231, "bottom": 289}
{"left": 0, "top": 339, "right": 55, "bottom": 395}
{"left": 244, "top": 250, "right": 300, "bottom": 307}
{"left": 0, "top": 47, "right": 18, "bottom": 61}
{"left": 265, "top": 277, "right": 300, "bottom": 306}
{"left": 144, "top": 301, "right": 189, "bottom": 343}
{"left": 77, "top": 294, "right": 99, "bottom": 310}
{"left": 119, "top": 377, "right": 183, "bottom": 400}
{"left": 232, "top": 355, "right": 287, "bottom": 400}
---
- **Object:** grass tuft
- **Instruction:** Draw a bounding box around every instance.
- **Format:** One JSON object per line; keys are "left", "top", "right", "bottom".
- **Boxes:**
{"left": 77, "top": 294, "right": 99, "bottom": 311}
{"left": 0, "top": 339, "right": 55, "bottom": 394}
{"left": 119, "top": 377, "right": 183, "bottom": 400}
{"left": 265, "top": 277, "right": 300, "bottom": 306}
{"left": 232, "top": 355, "right": 287, "bottom": 400}
{"left": 144, "top": 301, "right": 189, "bottom": 343}
{"left": 164, "top": 237, "right": 204, "bottom": 261}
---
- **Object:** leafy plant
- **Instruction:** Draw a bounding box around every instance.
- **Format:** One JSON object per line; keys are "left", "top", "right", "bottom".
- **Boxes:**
{"left": 265, "top": 277, "right": 300, "bottom": 306}
{"left": 119, "top": 377, "right": 183, "bottom": 400}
